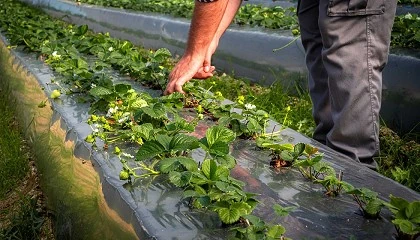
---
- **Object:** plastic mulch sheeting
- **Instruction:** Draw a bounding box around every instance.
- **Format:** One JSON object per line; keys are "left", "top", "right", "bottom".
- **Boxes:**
{"left": 1, "top": 25, "right": 420, "bottom": 239}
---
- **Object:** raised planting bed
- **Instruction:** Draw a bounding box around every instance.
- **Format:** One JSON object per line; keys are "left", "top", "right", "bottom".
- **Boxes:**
{"left": 1, "top": 0, "right": 420, "bottom": 239}
{"left": 21, "top": 0, "right": 420, "bottom": 134}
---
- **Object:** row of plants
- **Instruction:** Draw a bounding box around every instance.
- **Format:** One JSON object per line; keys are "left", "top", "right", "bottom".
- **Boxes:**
{"left": 0, "top": 0, "right": 419, "bottom": 238}
{"left": 398, "top": 0, "right": 420, "bottom": 6}
{"left": 72, "top": 0, "right": 420, "bottom": 49}
{"left": 74, "top": 0, "right": 300, "bottom": 32}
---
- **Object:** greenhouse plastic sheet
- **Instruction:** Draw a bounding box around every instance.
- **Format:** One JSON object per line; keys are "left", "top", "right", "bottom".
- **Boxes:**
{"left": 21, "top": 0, "right": 420, "bottom": 134}
{"left": 1, "top": 26, "right": 420, "bottom": 239}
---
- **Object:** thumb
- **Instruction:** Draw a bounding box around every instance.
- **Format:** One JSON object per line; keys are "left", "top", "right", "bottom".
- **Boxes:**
{"left": 203, "top": 56, "right": 212, "bottom": 73}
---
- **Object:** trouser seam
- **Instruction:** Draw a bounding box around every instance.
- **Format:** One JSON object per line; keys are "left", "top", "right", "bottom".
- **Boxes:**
{"left": 366, "top": 16, "right": 380, "bottom": 156}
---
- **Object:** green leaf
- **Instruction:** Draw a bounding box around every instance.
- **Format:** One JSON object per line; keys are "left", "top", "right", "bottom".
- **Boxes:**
{"left": 231, "top": 202, "right": 252, "bottom": 216}
{"left": 141, "top": 102, "right": 166, "bottom": 119}
{"left": 393, "top": 219, "right": 417, "bottom": 235}
{"left": 273, "top": 204, "right": 295, "bottom": 217}
{"left": 206, "top": 125, "right": 236, "bottom": 146}
{"left": 136, "top": 140, "right": 165, "bottom": 161}
{"left": 132, "top": 123, "right": 153, "bottom": 140}
{"left": 168, "top": 171, "right": 192, "bottom": 187}
{"left": 406, "top": 202, "right": 420, "bottom": 223}
{"left": 89, "top": 86, "right": 113, "bottom": 97}
{"left": 114, "top": 83, "right": 132, "bottom": 94}
{"left": 159, "top": 157, "right": 181, "bottom": 173}
{"left": 365, "top": 199, "right": 384, "bottom": 216}
{"left": 152, "top": 48, "right": 172, "bottom": 62}
{"left": 388, "top": 195, "right": 410, "bottom": 214}
{"left": 215, "top": 154, "right": 236, "bottom": 169}
{"left": 294, "top": 143, "right": 305, "bottom": 156}
{"left": 246, "top": 118, "right": 262, "bottom": 132}
{"left": 75, "top": 24, "right": 88, "bottom": 36}
{"left": 183, "top": 190, "right": 200, "bottom": 198}
{"left": 266, "top": 225, "right": 286, "bottom": 238}
{"left": 155, "top": 134, "right": 171, "bottom": 150}
{"left": 201, "top": 159, "right": 218, "bottom": 181}
{"left": 208, "top": 141, "right": 230, "bottom": 157}
{"left": 177, "top": 157, "right": 199, "bottom": 172}
{"left": 170, "top": 134, "right": 200, "bottom": 152}
{"left": 218, "top": 207, "right": 241, "bottom": 224}
{"left": 280, "top": 150, "right": 294, "bottom": 161}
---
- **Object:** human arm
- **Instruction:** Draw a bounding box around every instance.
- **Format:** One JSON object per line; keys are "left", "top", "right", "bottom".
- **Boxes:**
{"left": 198, "top": 0, "right": 242, "bottom": 75}
{"left": 164, "top": 0, "right": 229, "bottom": 95}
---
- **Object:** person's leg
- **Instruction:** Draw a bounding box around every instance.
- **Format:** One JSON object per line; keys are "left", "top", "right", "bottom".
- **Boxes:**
{"left": 297, "top": 0, "right": 332, "bottom": 145}
{"left": 318, "top": 0, "right": 397, "bottom": 166}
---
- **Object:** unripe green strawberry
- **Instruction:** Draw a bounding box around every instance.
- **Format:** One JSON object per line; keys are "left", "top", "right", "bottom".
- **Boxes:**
{"left": 292, "top": 29, "right": 300, "bottom": 36}
{"left": 196, "top": 105, "right": 203, "bottom": 114}
{"left": 50, "top": 89, "right": 61, "bottom": 99}
{"left": 119, "top": 170, "right": 129, "bottom": 180}
{"left": 114, "top": 146, "right": 121, "bottom": 155}
{"left": 85, "top": 134, "right": 95, "bottom": 143}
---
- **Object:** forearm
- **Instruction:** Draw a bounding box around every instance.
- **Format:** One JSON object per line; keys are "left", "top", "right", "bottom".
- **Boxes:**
{"left": 213, "top": 0, "right": 242, "bottom": 41}
{"left": 185, "top": 0, "right": 229, "bottom": 59}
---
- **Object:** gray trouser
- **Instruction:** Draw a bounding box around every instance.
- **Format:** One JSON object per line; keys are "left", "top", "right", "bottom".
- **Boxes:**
{"left": 297, "top": 0, "right": 397, "bottom": 165}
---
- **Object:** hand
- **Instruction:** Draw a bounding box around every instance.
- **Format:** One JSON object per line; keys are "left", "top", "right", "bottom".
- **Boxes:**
{"left": 164, "top": 55, "right": 206, "bottom": 95}
{"left": 193, "top": 39, "right": 219, "bottom": 79}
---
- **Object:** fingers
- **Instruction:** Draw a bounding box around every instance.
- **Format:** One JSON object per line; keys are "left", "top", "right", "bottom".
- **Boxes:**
{"left": 193, "top": 66, "right": 216, "bottom": 79}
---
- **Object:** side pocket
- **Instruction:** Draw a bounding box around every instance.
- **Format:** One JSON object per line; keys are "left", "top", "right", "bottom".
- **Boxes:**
{"left": 328, "top": 0, "right": 385, "bottom": 16}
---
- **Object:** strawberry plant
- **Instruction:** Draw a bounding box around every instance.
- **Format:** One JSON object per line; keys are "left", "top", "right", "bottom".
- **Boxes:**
{"left": 314, "top": 171, "right": 353, "bottom": 197}
{"left": 385, "top": 195, "right": 420, "bottom": 240}
{"left": 346, "top": 187, "right": 385, "bottom": 219}
{"left": 293, "top": 145, "right": 334, "bottom": 181}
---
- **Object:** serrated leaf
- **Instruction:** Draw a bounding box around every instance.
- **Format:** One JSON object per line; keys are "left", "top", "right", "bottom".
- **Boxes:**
{"left": 215, "top": 166, "right": 230, "bottom": 181}
{"left": 131, "top": 99, "right": 148, "bottom": 109}
{"left": 159, "top": 157, "right": 181, "bottom": 173}
{"left": 170, "top": 134, "right": 200, "bottom": 152}
{"left": 215, "top": 154, "right": 236, "bottom": 169}
{"left": 202, "top": 159, "right": 218, "bottom": 181}
{"left": 294, "top": 143, "right": 305, "bottom": 156}
{"left": 197, "top": 196, "right": 211, "bottom": 207}
{"left": 141, "top": 102, "right": 166, "bottom": 119}
{"left": 152, "top": 48, "right": 171, "bottom": 62}
{"left": 206, "top": 125, "right": 236, "bottom": 146}
{"left": 247, "top": 118, "right": 262, "bottom": 132}
{"left": 280, "top": 150, "right": 294, "bottom": 161}
{"left": 89, "top": 86, "right": 113, "bottom": 97}
{"left": 168, "top": 171, "right": 192, "bottom": 187}
{"left": 266, "top": 225, "right": 286, "bottom": 238}
{"left": 389, "top": 195, "right": 410, "bottom": 213}
{"left": 231, "top": 202, "right": 252, "bottom": 216}
{"left": 114, "top": 83, "right": 131, "bottom": 94}
{"left": 406, "top": 202, "right": 420, "bottom": 223}
{"left": 365, "top": 199, "right": 384, "bottom": 217}
{"left": 393, "top": 219, "right": 417, "bottom": 235}
{"left": 75, "top": 24, "right": 88, "bottom": 36}
{"left": 208, "top": 141, "right": 230, "bottom": 157}
{"left": 273, "top": 204, "right": 295, "bottom": 217}
{"left": 132, "top": 123, "right": 153, "bottom": 140}
{"left": 244, "top": 215, "right": 265, "bottom": 228}
{"left": 136, "top": 140, "right": 165, "bottom": 161}
{"left": 177, "top": 156, "right": 198, "bottom": 172}
{"left": 183, "top": 190, "right": 200, "bottom": 198}
{"left": 215, "top": 181, "right": 230, "bottom": 192}
{"left": 218, "top": 207, "right": 241, "bottom": 224}
{"left": 155, "top": 134, "right": 171, "bottom": 150}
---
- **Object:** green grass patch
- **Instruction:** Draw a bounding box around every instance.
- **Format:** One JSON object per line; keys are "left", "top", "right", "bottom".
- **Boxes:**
{"left": 0, "top": 87, "right": 29, "bottom": 199}
{"left": 197, "top": 73, "right": 315, "bottom": 136}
